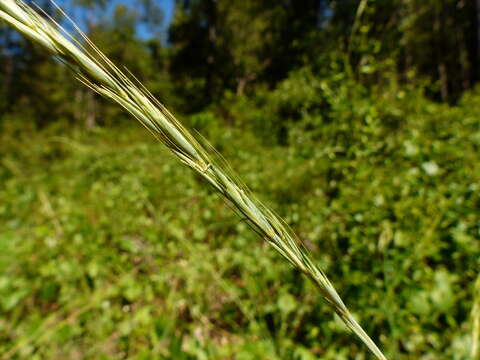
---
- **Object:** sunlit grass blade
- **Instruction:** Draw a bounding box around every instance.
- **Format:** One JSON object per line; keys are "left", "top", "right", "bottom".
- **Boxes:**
{"left": 472, "top": 276, "right": 480, "bottom": 358}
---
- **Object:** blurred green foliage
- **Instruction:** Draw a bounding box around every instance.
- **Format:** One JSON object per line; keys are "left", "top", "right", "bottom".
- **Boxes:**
{"left": 2, "top": 0, "right": 480, "bottom": 122}
{"left": 2, "top": 0, "right": 480, "bottom": 358}
{"left": 1, "top": 72, "right": 480, "bottom": 358}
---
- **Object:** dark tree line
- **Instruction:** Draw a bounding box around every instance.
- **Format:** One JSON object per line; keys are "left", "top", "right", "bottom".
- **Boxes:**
{"left": 1, "top": 0, "right": 480, "bottom": 125}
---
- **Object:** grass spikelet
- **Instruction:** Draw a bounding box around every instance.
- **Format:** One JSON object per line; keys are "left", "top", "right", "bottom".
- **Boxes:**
{"left": 0, "top": 1, "right": 387, "bottom": 358}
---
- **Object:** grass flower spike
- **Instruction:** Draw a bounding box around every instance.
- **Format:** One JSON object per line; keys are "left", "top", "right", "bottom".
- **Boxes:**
{"left": 0, "top": 1, "right": 387, "bottom": 358}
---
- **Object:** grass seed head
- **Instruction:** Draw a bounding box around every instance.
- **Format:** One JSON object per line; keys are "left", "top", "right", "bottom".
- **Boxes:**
{"left": 0, "top": 1, "right": 388, "bottom": 359}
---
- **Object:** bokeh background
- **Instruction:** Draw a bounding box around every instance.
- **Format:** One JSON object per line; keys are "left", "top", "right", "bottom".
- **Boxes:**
{"left": 1, "top": 0, "right": 480, "bottom": 359}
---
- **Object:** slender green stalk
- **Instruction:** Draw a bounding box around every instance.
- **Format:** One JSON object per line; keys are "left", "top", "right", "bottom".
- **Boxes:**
{"left": 0, "top": 1, "right": 387, "bottom": 358}
{"left": 472, "top": 276, "right": 480, "bottom": 359}
{"left": 348, "top": 0, "right": 369, "bottom": 57}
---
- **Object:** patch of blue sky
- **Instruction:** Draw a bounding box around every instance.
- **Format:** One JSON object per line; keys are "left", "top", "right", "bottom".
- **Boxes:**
{"left": 54, "top": 0, "right": 174, "bottom": 42}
